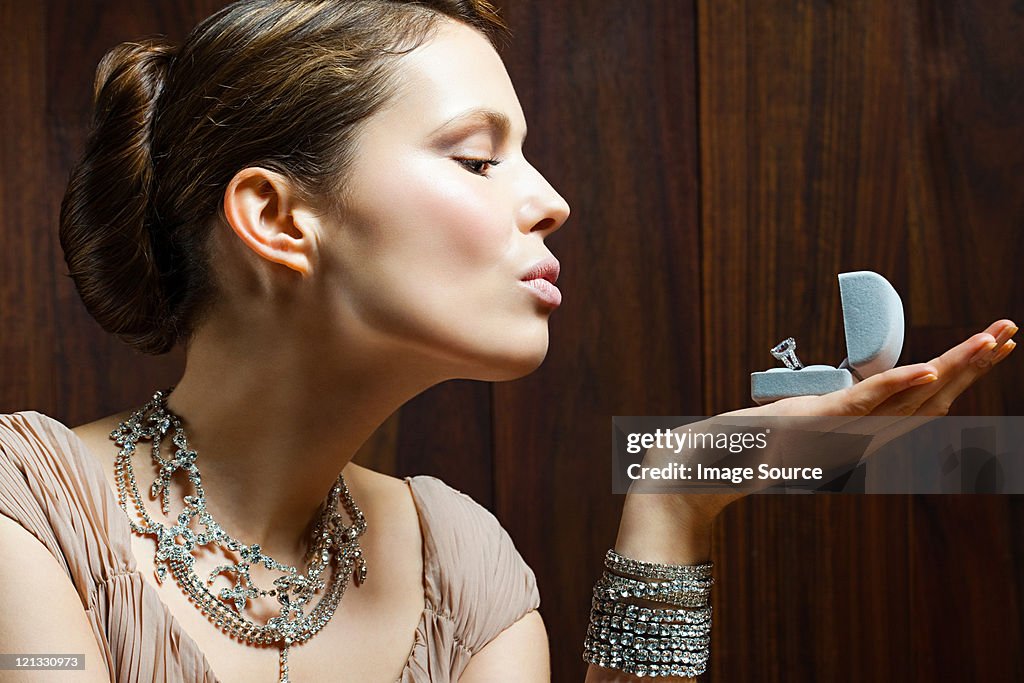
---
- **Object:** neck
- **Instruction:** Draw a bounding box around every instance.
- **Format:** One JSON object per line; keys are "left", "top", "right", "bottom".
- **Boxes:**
{"left": 157, "top": 322, "right": 442, "bottom": 567}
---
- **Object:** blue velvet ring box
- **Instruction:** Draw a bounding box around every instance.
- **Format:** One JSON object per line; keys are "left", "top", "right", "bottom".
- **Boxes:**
{"left": 750, "top": 271, "right": 905, "bottom": 405}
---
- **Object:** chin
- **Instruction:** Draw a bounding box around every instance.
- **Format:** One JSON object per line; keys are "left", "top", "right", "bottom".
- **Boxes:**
{"left": 484, "top": 356, "right": 548, "bottom": 382}
{"left": 461, "top": 341, "right": 550, "bottom": 382}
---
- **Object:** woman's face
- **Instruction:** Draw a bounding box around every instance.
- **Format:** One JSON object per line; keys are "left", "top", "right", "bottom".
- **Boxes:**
{"left": 319, "top": 20, "right": 570, "bottom": 381}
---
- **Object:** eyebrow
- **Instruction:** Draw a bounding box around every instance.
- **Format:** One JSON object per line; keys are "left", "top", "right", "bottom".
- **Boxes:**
{"left": 428, "top": 108, "right": 527, "bottom": 146}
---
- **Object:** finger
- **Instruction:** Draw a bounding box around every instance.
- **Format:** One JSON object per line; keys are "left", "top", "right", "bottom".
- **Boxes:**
{"left": 915, "top": 326, "right": 1018, "bottom": 415}
{"left": 862, "top": 326, "right": 1011, "bottom": 454}
{"left": 982, "top": 319, "right": 1016, "bottom": 343}
{"left": 992, "top": 339, "right": 1017, "bottom": 364}
{"left": 952, "top": 319, "right": 1014, "bottom": 367}
{"left": 869, "top": 331, "right": 996, "bottom": 416}
{"left": 952, "top": 324, "right": 1015, "bottom": 379}
{"left": 870, "top": 323, "right": 1006, "bottom": 415}
{"left": 914, "top": 339, "right": 1016, "bottom": 417}
{"left": 846, "top": 326, "right": 1010, "bottom": 449}
{"left": 827, "top": 362, "right": 939, "bottom": 416}
{"left": 971, "top": 321, "right": 1018, "bottom": 368}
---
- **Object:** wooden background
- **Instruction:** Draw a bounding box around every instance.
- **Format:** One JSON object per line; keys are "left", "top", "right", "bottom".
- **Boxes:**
{"left": 2, "top": 1, "right": 1021, "bottom": 681}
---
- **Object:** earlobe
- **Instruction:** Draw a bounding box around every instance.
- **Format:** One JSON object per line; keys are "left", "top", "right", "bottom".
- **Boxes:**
{"left": 222, "top": 168, "right": 315, "bottom": 275}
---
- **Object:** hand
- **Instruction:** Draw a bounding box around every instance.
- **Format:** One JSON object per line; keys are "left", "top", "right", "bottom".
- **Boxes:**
{"left": 618, "top": 319, "right": 1018, "bottom": 560}
{"left": 728, "top": 318, "right": 1017, "bottom": 419}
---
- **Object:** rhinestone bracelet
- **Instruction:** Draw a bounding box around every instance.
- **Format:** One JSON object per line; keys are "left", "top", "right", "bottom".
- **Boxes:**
{"left": 590, "top": 613, "right": 710, "bottom": 640}
{"left": 587, "top": 623, "right": 712, "bottom": 652}
{"left": 591, "top": 596, "right": 713, "bottom": 625}
{"left": 595, "top": 571, "right": 712, "bottom": 609}
{"left": 583, "top": 636, "right": 709, "bottom": 678}
{"left": 601, "top": 570, "right": 715, "bottom": 594}
{"left": 584, "top": 633, "right": 710, "bottom": 664}
{"left": 605, "top": 549, "right": 713, "bottom": 581}
{"left": 583, "top": 550, "right": 713, "bottom": 678}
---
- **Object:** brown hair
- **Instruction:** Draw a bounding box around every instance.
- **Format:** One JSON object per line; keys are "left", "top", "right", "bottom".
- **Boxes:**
{"left": 59, "top": 0, "right": 508, "bottom": 355}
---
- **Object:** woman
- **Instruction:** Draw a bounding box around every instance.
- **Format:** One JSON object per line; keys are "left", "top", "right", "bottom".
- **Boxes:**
{"left": 0, "top": 0, "right": 1015, "bottom": 681}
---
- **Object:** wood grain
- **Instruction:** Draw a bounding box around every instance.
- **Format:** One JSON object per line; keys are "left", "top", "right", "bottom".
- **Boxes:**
{"left": 700, "top": 0, "right": 1023, "bottom": 680}
{"left": 0, "top": 0, "right": 55, "bottom": 412}
{"left": 2, "top": 1, "right": 1021, "bottom": 681}
{"left": 42, "top": 0, "right": 234, "bottom": 426}
{"left": 497, "top": 1, "right": 702, "bottom": 680}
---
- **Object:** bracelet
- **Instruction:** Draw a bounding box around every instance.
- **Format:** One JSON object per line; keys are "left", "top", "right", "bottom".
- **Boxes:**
{"left": 605, "top": 549, "right": 713, "bottom": 581}
{"left": 589, "top": 612, "right": 710, "bottom": 640}
{"left": 595, "top": 571, "right": 713, "bottom": 609}
{"left": 584, "top": 633, "right": 711, "bottom": 664}
{"left": 583, "top": 549, "right": 713, "bottom": 678}
{"left": 591, "top": 596, "right": 713, "bottom": 625}
{"left": 587, "top": 622, "right": 712, "bottom": 651}
{"left": 583, "top": 636, "right": 709, "bottom": 678}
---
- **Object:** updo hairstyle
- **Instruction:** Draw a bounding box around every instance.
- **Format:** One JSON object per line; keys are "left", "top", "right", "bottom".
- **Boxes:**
{"left": 59, "top": 0, "right": 508, "bottom": 355}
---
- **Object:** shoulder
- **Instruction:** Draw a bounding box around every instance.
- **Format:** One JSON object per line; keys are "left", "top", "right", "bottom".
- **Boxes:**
{"left": 0, "top": 410, "right": 132, "bottom": 596}
{"left": 0, "top": 410, "right": 108, "bottom": 506}
{"left": 1, "top": 409, "right": 67, "bottom": 449}
{"left": 0, "top": 410, "right": 86, "bottom": 507}
{"left": 405, "top": 474, "right": 541, "bottom": 655}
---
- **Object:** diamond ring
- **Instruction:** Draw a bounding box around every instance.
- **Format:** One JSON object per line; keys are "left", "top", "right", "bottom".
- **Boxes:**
{"left": 770, "top": 337, "right": 804, "bottom": 370}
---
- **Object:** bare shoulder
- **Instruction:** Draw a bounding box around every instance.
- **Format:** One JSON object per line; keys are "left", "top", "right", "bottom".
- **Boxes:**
{"left": 69, "top": 411, "right": 134, "bottom": 490}
{"left": 69, "top": 410, "right": 133, "bottom": 455}
{"left": 343, "top": 460, "right": 408, "bottom": 492}
{"left": 70, "top": 410, "right": 134, "bottom": 434}
{"left": 342, "top": 462, "right": 421, "bottom": 541}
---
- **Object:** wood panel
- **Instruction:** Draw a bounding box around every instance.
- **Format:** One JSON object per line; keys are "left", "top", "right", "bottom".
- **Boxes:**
{"left": 904, "top": 1, "right": 1024, "bottom": 680}
{"left": 701, "top": 0, "right": 1022, "bottom": 681}
{"left": 497, "top": 1, "right": 703, "bottom": 680}
{"left": 700, "top": 2, "right": 914, "bottom": 679}
{"left": 700, "top": 0, "right": 912, "bottom": 416}
{"left": 3, "top": 1, "right": 1022, "bottom": 681}
{"left": 384, "top": 380, "right": 493, "bottom": 506}
{"left": 0, "top": 0, "right": 55, "bottom": 412}
{"left": 905, "top": 1, "right": 1024, "bottom": 334}
{"left": 39, "top": 1, "right": 232, "bottom": 425}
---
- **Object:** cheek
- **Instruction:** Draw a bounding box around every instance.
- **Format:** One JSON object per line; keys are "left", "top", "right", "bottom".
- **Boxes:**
{"left": 360, "top": 159, "right": 510, "bottom": 275}
{"left": 333, "top": 157, "right": 516, "bottom": 329}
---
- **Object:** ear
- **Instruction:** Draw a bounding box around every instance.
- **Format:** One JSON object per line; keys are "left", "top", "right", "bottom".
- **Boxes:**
{"left": 222, "top": 167, "right": 318, "bottom": 276}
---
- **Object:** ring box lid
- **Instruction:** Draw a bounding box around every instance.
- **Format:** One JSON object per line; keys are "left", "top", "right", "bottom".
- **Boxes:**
{"left": 838, "top": 271, "right": 905, "bottom": 379}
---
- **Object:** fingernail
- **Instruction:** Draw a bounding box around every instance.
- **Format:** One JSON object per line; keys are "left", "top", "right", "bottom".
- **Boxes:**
{"left": 996, "top": 325, "right": 1019, "bottom": 345}
{"left": 971, "top": 341, "right": 998, "bottom": 366}
{"left": 993, "top": 339, "right": 1017, "bottom": 362}
{"left": 981, "top": 326, "right": 1020, "bottom": 364}
{"left": 910, "top": 373, "right": 939, "bottom": 386}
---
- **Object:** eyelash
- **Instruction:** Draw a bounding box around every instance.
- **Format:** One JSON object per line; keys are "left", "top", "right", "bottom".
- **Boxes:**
{"left": 454, "top": 157, "right": 501, "bottom": 177}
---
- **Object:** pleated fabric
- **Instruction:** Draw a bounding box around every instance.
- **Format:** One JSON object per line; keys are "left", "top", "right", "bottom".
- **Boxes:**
{"left": 0, "top": 411, "right": 540, "bottom": 682}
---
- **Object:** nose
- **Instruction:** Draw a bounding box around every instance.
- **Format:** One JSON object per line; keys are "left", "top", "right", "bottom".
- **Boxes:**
{"left": 518, "top": 162, "right": 570, "bottom": 237}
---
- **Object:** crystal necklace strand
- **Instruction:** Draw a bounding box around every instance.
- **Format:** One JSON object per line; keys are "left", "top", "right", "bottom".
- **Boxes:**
{"left": 110, "top": 388, "right": 368, "bottom": 683}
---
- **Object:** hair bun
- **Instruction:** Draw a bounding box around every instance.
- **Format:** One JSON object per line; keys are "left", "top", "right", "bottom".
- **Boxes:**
{"left": 60, "top": 38, "right": 180, "bottom": 355}
{"left": 59, "top": 1, "right": 510, "bottom": 357}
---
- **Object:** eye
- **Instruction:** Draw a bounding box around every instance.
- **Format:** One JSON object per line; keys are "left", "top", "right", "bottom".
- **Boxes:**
{"left": 454, "top": 157, "right": 501, "bottom": 177}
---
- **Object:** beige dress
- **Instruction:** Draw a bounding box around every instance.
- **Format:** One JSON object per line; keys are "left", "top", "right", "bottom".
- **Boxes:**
{"left": 0, "top": 411, "right": 540, "bottom": 682}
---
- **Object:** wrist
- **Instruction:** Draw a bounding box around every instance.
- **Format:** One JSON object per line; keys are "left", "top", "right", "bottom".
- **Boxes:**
{"left": 615, "top": 492, "right": 714, "bottom": 565}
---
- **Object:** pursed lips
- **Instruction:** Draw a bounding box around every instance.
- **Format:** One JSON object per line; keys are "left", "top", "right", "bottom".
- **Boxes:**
{"left": 519, "top": 257, "right": 561, "bottom": 307}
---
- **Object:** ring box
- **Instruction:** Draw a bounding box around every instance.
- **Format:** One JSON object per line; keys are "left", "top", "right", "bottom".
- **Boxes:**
{"left": 750, "top": 271, "right": 905, "bottom": 405}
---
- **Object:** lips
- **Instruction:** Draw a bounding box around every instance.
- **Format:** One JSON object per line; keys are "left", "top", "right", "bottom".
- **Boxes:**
{"left": 519, "top": 257, "right": 562, "bottom": 308}
{"left": 519, "top": 257, "right": 560, "bottom": 285}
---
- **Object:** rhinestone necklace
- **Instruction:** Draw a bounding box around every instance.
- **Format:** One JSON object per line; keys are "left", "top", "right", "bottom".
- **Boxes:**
{"left": 110, "top": 387, "right": 368, "bottom": 682}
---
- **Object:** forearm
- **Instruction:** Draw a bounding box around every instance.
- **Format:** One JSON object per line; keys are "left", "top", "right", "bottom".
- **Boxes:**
{"left": 584, "top": 493, "right": 715, "bottom": 682}
{"left": 613, "top": 493, "right": 713, "bottom": 565}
